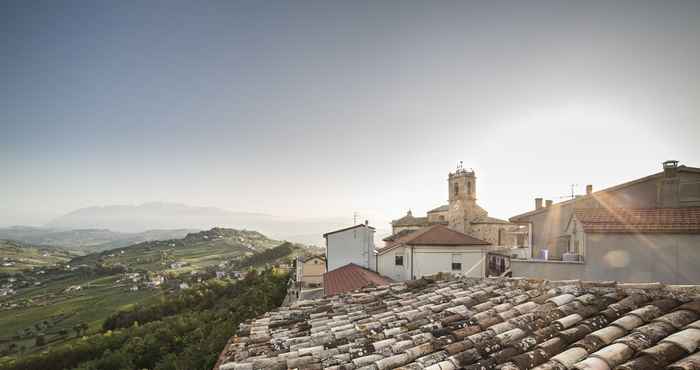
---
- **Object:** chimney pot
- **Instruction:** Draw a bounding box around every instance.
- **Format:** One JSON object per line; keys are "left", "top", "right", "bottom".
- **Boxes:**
{"left": 535, "top": 198, "right": 543, "bottom": 210}
{"left": 545, "top": 200, "right": 553, "bottom": 208}
{"left": 663, "top": 160, "right": 679, "bottom": 178}
{"left": 586, "top": 184, "right": 593, "bottom": 195}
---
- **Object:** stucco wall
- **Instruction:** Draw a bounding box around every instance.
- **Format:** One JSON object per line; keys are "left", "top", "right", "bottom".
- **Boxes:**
{"left": 378, "top": 246, "right": 486, "bottom": 281}
{"left": 512, "top": 233, "right": 700, "bottom": 284}
{"left": 326, "top": 226, "right": 375, "bottom": 271}
{"left": 377, "top": 246, "right": 411, "bottom": 281}
{"left": 412, "top": 246, "right": 485, "bottom": 280}
{"left": 301, "top": 258, "right": 325, "bottom": 286}
{"left": 524, "top": 176, "right": 664, "bottom": 259}
{"left": 470, "top": 224, "right": 518, "bottom": 247}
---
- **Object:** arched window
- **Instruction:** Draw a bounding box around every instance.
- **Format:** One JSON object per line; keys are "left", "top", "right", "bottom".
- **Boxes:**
{"left": 454, "top": 183, "right": 459, "bottom": 196}
{"left": 467, "top": 181, "right": 472, "bottom": 196}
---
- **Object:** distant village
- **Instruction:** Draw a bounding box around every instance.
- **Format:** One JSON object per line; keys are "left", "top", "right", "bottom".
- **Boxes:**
{"left": 294, "top": 160, "right": 700, "bottom": 298}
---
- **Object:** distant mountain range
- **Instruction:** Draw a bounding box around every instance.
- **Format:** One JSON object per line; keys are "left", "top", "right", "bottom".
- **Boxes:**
{"left": 7, "top": 202, "right": 384, "bottom": 248}
{"left": 0, "top": 226, "right": 197, "bottom": 254}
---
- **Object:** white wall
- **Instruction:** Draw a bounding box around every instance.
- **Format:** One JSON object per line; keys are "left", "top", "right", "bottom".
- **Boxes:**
{"left": 378, "top": 245, "right": 486, "bottom": 281}
{"left": 325, "top": 226, "right": 375, "bottom": 272}
{"left": 414, "top": 246, "right": 485, "bottom": 279}
{"left": 511, "top": 234, "right": 700, "bottom": 284}
{"left": 377, "top": 246, "right": 411, "bottom": 281}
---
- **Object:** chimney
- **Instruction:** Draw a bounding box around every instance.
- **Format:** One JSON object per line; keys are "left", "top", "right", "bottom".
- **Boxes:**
{"left": 545, "top": 200, "right": 553, "bottom": 208}
{"left": 586, "top": 184, "right": 593, "bottom": 195}
{"left": 535, "top": 198, "right": 543, "bottom": 210}
{"left": 659, "top": 160, "right": 681, "bottom": 207}
{"left": 364, "top": 220, "right": 369, "bottom": 226}
{"left": 663, "top": 160, "right": 679, "bottom": 178}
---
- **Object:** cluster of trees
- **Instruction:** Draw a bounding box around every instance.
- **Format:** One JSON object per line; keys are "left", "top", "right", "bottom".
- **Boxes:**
{"left": 231, "top": 242, "right": 297, "bottom": 269}
{"left": 1, "top": 269, "right": 289, "bottom": 370}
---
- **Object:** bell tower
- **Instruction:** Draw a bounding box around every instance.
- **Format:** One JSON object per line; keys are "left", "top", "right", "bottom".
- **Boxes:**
{"left": 447, "top": 162, "right": 477, "bottom": 233}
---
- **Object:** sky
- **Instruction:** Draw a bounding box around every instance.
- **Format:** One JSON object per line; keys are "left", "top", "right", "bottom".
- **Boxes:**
{"left": 1, "top": 0, "right": 699, "bottom": 228}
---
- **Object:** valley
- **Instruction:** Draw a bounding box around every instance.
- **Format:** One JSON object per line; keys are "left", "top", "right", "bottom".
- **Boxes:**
{"left": 0, "top": 227, "right": 312, "bottom": 364}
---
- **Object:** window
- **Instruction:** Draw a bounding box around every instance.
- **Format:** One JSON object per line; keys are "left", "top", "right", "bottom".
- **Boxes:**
{"left": 395, "top": 255, "right": 404, "bottom": 266}
{"left": 314, "top": 260, "right": 318, "bottom": 264}
{"left": 467, "top": 181, "right": 471, "bottom": 195}
{"left": 454, "top": 183, "right": 459, "bottom": 196}
{"left": 451, "top": 253, "right": 462, "bottom": 271}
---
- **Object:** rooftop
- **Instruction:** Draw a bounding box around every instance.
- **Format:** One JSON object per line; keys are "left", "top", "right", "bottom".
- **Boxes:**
{"left": 378, "top": 225, "right": 491, "bottom": 255}
{"left": 324, "top": 263, "right": 394, "bottom": 297}
{"left": 215, "top": 277, "right": 700, "bottom": 370}
{"left": 575, "top": 207, "right": 700, "bottom": 234}
{"left": 509, "top": 164, "right": 700, "bottom": 221}
{"left": 323, "top": 224, "right": 376, "bottom": 238}
{"left": 427, "top": 205, "right": 449, "bottom": 214}
{"left": 391, "top": 213, "right": 432, "bottom": 227}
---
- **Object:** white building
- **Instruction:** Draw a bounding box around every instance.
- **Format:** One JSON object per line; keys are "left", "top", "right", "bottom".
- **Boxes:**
{"left": 376, "top": 224, "right": 492, "bottom": 281}
{"left": 323, "top": 223, "right": 376, "bottom": 272}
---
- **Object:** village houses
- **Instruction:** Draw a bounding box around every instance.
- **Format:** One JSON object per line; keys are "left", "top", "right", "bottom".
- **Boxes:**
{"left": 320, "top": 160, "right": 700, "bottom": 294}
{"left": 295, "top": 255, "right": 325, "bottom": 288}
{"left": 509, "top": 160, "right": 700, "bottom": 284}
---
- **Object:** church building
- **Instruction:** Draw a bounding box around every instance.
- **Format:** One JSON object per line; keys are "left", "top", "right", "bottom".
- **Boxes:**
{"left": 390, "top": 163, "right": 518, "bottom": 247}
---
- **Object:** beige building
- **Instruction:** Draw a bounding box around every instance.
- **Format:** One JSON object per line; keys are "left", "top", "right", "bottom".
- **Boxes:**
{"left": 296, "top": 255, "right": 325, "bottom": 287}
{"left": 390, "top": 164, "right": 520, "bottom": 248}
{"left": 509, "top": 160, "right": 700, "bottom": 284}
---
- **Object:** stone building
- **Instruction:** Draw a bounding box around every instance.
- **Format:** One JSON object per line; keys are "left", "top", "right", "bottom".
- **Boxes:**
{"left": 390, "top": 164, "right": 519, "bottom": 247}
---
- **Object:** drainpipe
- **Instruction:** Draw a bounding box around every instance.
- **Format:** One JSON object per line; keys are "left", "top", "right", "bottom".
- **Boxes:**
{"left": 325, "top": 237, "right": 328, "bottom": 271}
{"left": 410, "top": 245, "right": 414, "bottom": 280}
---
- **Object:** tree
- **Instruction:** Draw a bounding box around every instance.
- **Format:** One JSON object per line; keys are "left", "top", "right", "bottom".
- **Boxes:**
{"left": 35, "top": 334, "right": 46, "bottom": 347}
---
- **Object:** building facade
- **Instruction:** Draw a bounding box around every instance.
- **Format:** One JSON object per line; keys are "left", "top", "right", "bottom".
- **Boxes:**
{"left": 323, "top": 223, "right": 376, "bottom": 272}
{"left": 390, "top": 164, "right": 520, "bottom": 247}
{"left": 296, "top": 255, "right": 325, "bottom": 287}
{"left": 376, "top": 224, "right": 492, "bottom": 281}
{"left": 509, "top": 160, "right": 700, "bottom": 284}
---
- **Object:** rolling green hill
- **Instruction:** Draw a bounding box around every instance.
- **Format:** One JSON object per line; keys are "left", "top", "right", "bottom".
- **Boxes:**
{"left": 0, "top": 227, "right": 308, "bottom": 361}
{"left": 0, "top": 240, "right": 76, "bottom": 273}
{"left": 68, "top": 227, "right": 293, "bottom": 273}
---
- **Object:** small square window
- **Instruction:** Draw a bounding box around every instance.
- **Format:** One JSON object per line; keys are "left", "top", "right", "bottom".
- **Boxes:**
{"left": 395, "top": 256, "right": 404, "bottom": 266}
{"left": 452, "top": 262, "right": 462, "bottom": 271}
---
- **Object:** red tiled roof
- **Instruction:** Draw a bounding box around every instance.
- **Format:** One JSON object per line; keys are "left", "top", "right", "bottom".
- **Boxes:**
{"left": 323, "top": 263, "right": 393, "bottom": 296}
{"left": 377, "top": 225, "right": 490, "bottom": 255}
{"left": 575, "top": 207, "right": 700, "bottom": 233}
{"left": 405, "top": 224, "right": 491, "bottom": 246}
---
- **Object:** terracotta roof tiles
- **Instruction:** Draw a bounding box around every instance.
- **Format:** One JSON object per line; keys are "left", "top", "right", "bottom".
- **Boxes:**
{"left": 323, "top": 263, "right": 394, "bottom": 296}
{"left": 215, "top": 277, "right": 700, "bottom": 370}
{"left": 576, "top": 207, "right": 700, "bottom": 234}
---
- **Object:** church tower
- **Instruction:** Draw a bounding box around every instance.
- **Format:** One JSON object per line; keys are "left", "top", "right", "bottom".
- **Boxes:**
{"left": 447, "top": 162, "right": 485, "bottom": 233}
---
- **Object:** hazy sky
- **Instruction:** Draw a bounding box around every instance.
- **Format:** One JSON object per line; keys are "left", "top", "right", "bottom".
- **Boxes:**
{"left": 2, "top": 0, "right": 699, "bottom": 228}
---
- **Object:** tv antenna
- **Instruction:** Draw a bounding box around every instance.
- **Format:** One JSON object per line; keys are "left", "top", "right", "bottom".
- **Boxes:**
{"left": 558, "top": 184, "right": 578, "bottom": 200}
